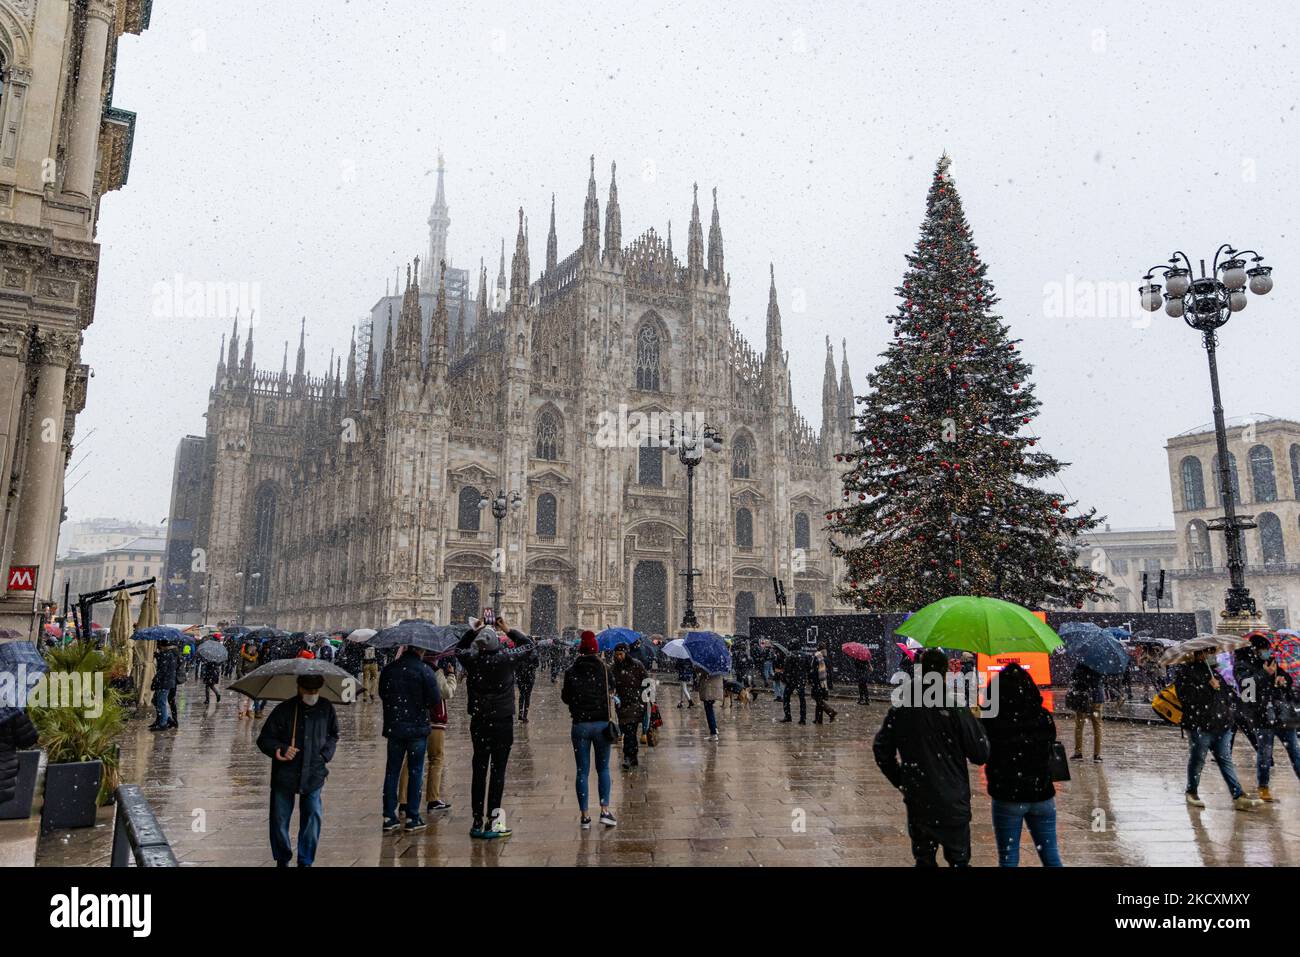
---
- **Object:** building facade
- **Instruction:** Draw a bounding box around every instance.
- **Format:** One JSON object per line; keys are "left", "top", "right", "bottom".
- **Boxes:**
{"left": 51, "top": 532, "right": 163, "bottom": 619}
{"left": 1076, "top": 525, "right": 1178, "bottom": 615}
{"left": 56, "top": 515, "right": 162, "bottom": 558}
{"left": 168, "top": 157, "right": 856, "bottom": 635}
{"left": 0, "top": 0, "right": 150, "bottom": 635}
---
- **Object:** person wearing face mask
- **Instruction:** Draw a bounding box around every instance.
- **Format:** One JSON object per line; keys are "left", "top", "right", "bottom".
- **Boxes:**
{"left": 256, "top": 675, "right": 340, "bottom": 867}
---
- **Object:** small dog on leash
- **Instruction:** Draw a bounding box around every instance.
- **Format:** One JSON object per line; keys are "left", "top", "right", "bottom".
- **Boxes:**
{"left": 722, "top": 680, "right": 754, "bottom": 710}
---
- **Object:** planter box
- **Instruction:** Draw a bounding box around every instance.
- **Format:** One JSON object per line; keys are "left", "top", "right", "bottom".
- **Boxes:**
{"left": 41, "top": 759, "right": 103, "bottom": 831}
{"left": 0, "top": 750, "right": 40, "bottom": 820}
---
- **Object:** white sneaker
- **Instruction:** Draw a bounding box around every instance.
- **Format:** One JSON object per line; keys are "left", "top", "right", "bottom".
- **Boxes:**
{"left": 599, "top": 810, "right": 617, "bottom": 828}
{"left": 709, "top": 733, "right": 719, "bottom": 741}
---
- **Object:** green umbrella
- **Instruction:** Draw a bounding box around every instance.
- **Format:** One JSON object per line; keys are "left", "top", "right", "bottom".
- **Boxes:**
{"left": 894, "top": 596, "right": 1063, "bottom": 656}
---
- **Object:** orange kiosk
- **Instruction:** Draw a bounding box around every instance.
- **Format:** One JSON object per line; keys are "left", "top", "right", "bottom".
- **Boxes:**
{"left": 976, "top": 610, "right": 1056, "bottom": 711}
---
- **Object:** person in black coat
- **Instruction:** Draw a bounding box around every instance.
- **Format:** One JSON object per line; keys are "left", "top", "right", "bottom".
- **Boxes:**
{"left": 981, "top": 664, "right": 1062, "bottom": 867}
{"left": 1066, "top": 663, "right": 1105, "bottom": 761}
{"left": 0, "top": 710, "right": 38, "bottom": 807}
{"left": 256, "top": 675, "right": 339, "bottom": 867}
{"left": 1234, "top": 638, "right": 1300, "bottom": 802}
{"left": 561, "top": 631, "right": 618, "bottom": 828}
{"left": 1175, "top": 650, "right": 1254, "bottom": 809}
{"left": 200, "top": 657, "right": 222, "bottom": 706}
{"left": 455, "top": 624, "right": 537, "bottom": 838}
{"left": 378, "top": 646, "right": 441, "bottom": 831}
{"left": 510, "top": 625, "right": 539, "bottom": 724}
{"left": 149, "top": 642, "right": 180, "bottom": 731}
{"left": 781, "top": 648, "right": 811, "bottom": 724}
{"left": 873, "top": 649, "right": 990, "bottom": 867}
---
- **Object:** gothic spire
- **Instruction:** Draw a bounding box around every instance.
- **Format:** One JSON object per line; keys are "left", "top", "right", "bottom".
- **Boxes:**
{"left": 582, "top": 154, "right": 600, "bottom": 261}
{"left": 687, "top": 183, "right": 704, "bottom": 278}
{"left": 765, "top": 263, "right": 782, "bottom": 357}
{"left": 839, "top": 337, "right": 854, "bottom": 433}
{"left": 604, "top": 161, "right": 621, "bottom": 262}
{"left": 294, "top": 316, "right": 306, "bottom": 386}
{"left": 496, "top": 238, "right": 507, "bottom": 309}
{"left": 546, "top": 192, "right": 558, "bottom": 275}
{"left": 241, "top": 315, "right": 254, "bottom": 371}
{"left": 362, "top": 317, "right": 375, "bottom": 396}
{"left": 382, "top": 302, "right": 395, "bottom": 384}
{"left": 215, "top": 333, "right": 226, "bottom": 386}
{"left": 227, "top": 314, "right": 240, "bottom": 372}
{"left": 822, "top": 335, "right": 839, "bottom": 438}
{"left": 345, "top": 330, "right": 357, "bottom": 402}
{"left": 510, "top": 207, "right": 530, "bottom": 305}
{"left": 425, "top": 151, "right": 450, "bottom": 293}
{"left": 477, "top": 256, "right": 488, "bottom": 315}
{"left": 280, "top": 340, "right": 288, "bottom": 388}
{"left": 397, "top": 260, "right": 423, "bottom": 367}
{"left": 707, "top": 186, "right": 724, "bottom": 283}
{"left": 429, "top": 259, "right": 449, "bottom": 373}
{"left": 666, "top": 220, "right": 673, "bottom": 264}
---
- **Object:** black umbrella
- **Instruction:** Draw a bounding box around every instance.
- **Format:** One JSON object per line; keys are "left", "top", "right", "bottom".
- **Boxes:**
{"left": 371, "top": 619, "right": 470, "bottom": 653}
{"left": 229, "top": 658, "right": 357, "bottom": 704}
{"left": 196, "top": 639, "right": 229, "bottom": 664}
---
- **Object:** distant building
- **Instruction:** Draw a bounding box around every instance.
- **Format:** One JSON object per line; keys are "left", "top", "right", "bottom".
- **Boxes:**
{"left": 52, "top": 535, "right": 166, "bottom": 621}
{"left": 159, "top": 436, "right": 208, "bottom": 623}
{"left": 57, "top": 517, "right": 165, "bottom": 559}
{"left": 1076, "top": 525, "right": 1178, "bottom": 614}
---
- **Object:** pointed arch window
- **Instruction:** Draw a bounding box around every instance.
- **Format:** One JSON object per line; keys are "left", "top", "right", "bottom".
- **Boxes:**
{"left": 1249, "top": 445, "right": 1277, "bottom": 503}
{"left": 794, "top": 511, "right": 810, "bottom": 550}
{"left": 536, "top": 492, "right": 558, "bottom": 537}
{"left": 732, "top": 432, "right": 754, "bottom": 479}
{"left": 1180, "top": 456, "right": 1205, "bottom": 511}
{"left": 735, "top": 507, "right": 753, "bottom": 547}
{"left": 638, "top": 440, "right": 663, "bottom": 487}
{"left": 458, "top": 486, "right": 482, "bottom": 531}
{"left": 635, "top": 323, "right": 662, "bottom": 392}
{"left": 535, "top": 408, "right": 562, "bottom": 460}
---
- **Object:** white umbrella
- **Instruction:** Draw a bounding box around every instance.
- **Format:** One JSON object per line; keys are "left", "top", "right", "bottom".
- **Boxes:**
{"left": 345, "top": 628, "right": 377, "bottom": 644}
{"left": 663, "top": 638, "right": 691, "bottom": 659}
{"left": 1159, "top": 634, "right": 1248, "bottom": 666}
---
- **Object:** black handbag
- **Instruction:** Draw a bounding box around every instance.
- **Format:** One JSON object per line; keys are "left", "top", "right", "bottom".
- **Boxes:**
{"left": 602, "top": 663, "right": 622, "bottom": 742}
{"left": 1047, "top": 741, "right": 1071, "bottom": 782}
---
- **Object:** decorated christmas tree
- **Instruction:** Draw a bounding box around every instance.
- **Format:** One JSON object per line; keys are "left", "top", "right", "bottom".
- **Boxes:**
{"left": 828, "top": 155, "right": 1109, "bottom": 611}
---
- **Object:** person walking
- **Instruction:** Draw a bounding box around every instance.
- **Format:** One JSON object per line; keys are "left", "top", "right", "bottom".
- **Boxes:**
{"left": 255, "top": 674, "right": 339, "bottom": 867}
{"left": 515, "top": 635, "right": 538, "bottom": 724}
{"left": 561, "top": 631, "right": 618, "bottom": 828}
{"left": 676, "top": 655, "right": 695, "bottom": 708}
{"left": 253, "top": 639, "right": 273, "bottom": 718}
{"left": 611, "top": 643, "right": 648, "bottom": 768}
{"left": 149, "top": 641, "right": 179, "bottom": 731}
{"left": 873, "top": 649, "right": 990, "bottom": 867}
{"left": 1176, "top": 649, "right": 1258, "bottom": 810}
{"left": 770, "top": 644, "right": 786, "bottom": 701}
{"left": 1067, "top": 662, "right": 1105, "bottom": 762}
{"left": 1234, "top": 635, "right": 1300, "bottom": 802}
{"left": 361, "top": 643, "right": 380, "bottom": 701}
{"left": 378, "top": 645, "right": 441, "bottom": 833}
{"left": 455, "top": 624, "right": 537, "bottom": 839}
{"left": 811, "top": 645, "right": 837, "bottom": 724}
{"left": 981, "top": 663, "right": 1063, "bottom": 867}
{"left": 200, "top": 656, "right": 222, "bottom": 706}
{"left": 696, "top": 665, "right": 722, "bottom": 741}
{"left": 781, "top": 647, "right": 810, "bottom": 724}
{"left": 398, "top": 653, "right": 458, "bottom": 814}
{"left": 854, "top": 656, "right": 872, "bottom": 705}
{"left": 237, "top": 639, "right": 259, "bottom": 718}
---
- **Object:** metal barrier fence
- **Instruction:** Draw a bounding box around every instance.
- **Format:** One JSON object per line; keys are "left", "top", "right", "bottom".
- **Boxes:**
{"left": 110, "top": 784, "right": 177, "bottom": 867}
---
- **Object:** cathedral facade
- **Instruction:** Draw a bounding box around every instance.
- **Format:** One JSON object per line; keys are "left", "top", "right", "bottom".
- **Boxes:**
{"left": 168, "top": 157, "right": 856, "bottom": 636}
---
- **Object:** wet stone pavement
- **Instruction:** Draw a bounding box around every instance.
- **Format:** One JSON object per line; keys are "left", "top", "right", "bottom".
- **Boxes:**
{"left": 37, "top": 677, "right": 1300, "bottom": 867}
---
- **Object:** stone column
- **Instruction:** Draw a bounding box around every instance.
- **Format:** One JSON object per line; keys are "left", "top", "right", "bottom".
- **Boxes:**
{"left": 64, "top": 0, "right": 115, "bottom": 200}
{"left": 10, "top": 331, "right": 78, "bottom": 600}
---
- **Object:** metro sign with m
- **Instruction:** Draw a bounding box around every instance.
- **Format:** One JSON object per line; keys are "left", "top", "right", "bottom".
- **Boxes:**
{"left": 7, "top": 565, "right": 37, "bottom": 591}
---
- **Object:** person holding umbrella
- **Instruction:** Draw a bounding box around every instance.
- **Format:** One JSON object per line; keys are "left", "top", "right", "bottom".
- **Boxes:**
{"left": 149, "top": 640, "right": 180, "bottom": 731}
{"left": 255, "top": 674, "right": 340, "bottom": 867}
{"left": 1066, "top": 663, "right": 1105, "bottom": 762}
{"left": 1175, "top": 648, "right": 1257, "bottom": 810}
{"left": 378, "top": 644, "right": 441, "bottom": 833}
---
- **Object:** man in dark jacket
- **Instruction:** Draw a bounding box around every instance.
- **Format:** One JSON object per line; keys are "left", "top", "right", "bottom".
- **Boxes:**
{"left": 873, "top": 649, "right": 990, "bottom": 867}
{"left": 378, "top": 645, "right": 441, "bottom": 832}
{"left": 514, "top": 632, "right": 539, "bottom": 724}
{"left": 1175, "top": 650, "right": 1256, "bottom": 810}
{"left": 256, "top": 675, "right": 339, "bottom": 867}
{"left": 455, "top": 626, "right": 536, "bottom": 839}
{"left": 149, "top": 642, "right": 180, "bottom": 731}
{"left": 781, "top": 648, "right": 811, "bottom": 724}
{"left": 611, "top": 643, "right": 648, "bottom": 769}
{"left": 0, "top": 709, "right": 38, "bottom": 807}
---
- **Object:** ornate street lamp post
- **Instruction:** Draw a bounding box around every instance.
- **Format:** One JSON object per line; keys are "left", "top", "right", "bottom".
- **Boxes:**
{"left": 236, "top": 560, "right": 261, "bottom": 626}
{"left": 1139, "top": 245, "right": 1275, "bottom": 631}
{"left": 479, "top": 489, "right": 522, "bottom": 617}
{"left": 659, "top": 423, "right": 723, "bottom": 629}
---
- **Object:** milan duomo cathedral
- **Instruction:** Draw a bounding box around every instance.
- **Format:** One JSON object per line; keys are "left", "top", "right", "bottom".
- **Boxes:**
{"left": 166, "top": 156, "right": 858, "bottom": 636}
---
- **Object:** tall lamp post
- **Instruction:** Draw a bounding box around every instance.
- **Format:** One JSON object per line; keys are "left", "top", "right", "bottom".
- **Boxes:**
{"left": 659, "top": 423, "right": 723, "bottom": 629}
{"left": 235, "top": 560, "right": 262, "bottom": 626}
{"left": 1139, "top": 245, "right": 1275, "bottom": 630}
{"left": 478, "top": 489, "right": 522, "bottom": 617}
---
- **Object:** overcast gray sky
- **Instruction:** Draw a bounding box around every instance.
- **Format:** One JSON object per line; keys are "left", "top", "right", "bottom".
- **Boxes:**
{"left": 69, "top": 0, "right": 1298, "bottom": 530}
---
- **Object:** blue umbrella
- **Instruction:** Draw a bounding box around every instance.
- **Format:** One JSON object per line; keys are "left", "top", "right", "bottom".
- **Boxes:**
{"left": 371, "top": 619, "right": 470, "bottom": 653}
{"left": 0, "top": 641, "right": 47, "bottom": 724}
{"left": 1064, "top": 629, "right": 1129, "bottom": 675}
{"left": 683, "top": 631, "right": 732, "bottom": 676}
{"left": 596, "top": 627, "right": 642, "bottom": 653}
{"left": 1057, "top": 621, "right": 1102, "bottom": 639}
{"left": 131, "top": 625, "right": 186, "bottom": 643}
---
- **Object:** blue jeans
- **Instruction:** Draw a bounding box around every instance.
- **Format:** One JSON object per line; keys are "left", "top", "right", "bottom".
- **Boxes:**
{"left": 152, "top": 688, "right": 171, "bottom": 727}
{"left": 270, "top": 787, "right": 322, "bottom": 866}
{"left": 702, "top": 700, "right": 717, "bottom": 735}
{"left": 763, "top": 661, "right": 774, "bottom": 685}
{"left": 991, "top": 798, "right": 1062, "bottom": 867}
{"left": 1255, "top": 727, "right": 1300, "bottom": 788}
{"left": 571, "top": 721, "right": 611, "bottom": 813}
{"left": 1187, "top": 728, "right": 1244, "bottom": 799}
{"left": 383, "top": 735, "right": 428, "bottom": 819}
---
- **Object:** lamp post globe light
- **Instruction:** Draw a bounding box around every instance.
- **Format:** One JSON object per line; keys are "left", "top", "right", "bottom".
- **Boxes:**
{"left": 1139, "top": 245, "right": 1275, "bottom": 632}
{"left": 479, "top": 489, "right": 522, "bottom": 616}
{"left": 659, "top": 423, "right": 723, "bottom": 629}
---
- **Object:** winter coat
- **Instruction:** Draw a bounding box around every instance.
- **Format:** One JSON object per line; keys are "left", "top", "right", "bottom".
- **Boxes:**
{"left": 811, "top": 653, "right": 830, "bottom": 696}
{"left": 696, "top": 669, "right": 724, "bottom": 703}
{"left": 1232, "top": 649, "right": 1276, "bottom": 731}
{"left": 256, "top": 697, "right": 339, "bottom": 794}
{"left": 432, "top": 668, "right": 457, "bottom": 730}
{"left": 378, "top": 650, "right": 441, "bottom": 739}
{"left": 982, "top": 705, "right": 1057, "bottom": 803}
{"left": 239, "top": 645, "right": 259, "bottom": 675}
{"left": 611, "top": 656, "right": 648, "bottom": 724}
{"left": 455, "top": 632, "right": 536, "bottom": 722}
{"left": 784, "top": 652, "right": 810, "bottom": 686}
{"left": 1066, "top": 664, "right": 1105, "bottom": 711}
{"left": 0, "top": 711, "right": 39, "bottom": 806}
{"left": 562, "top": 655, "right": 612, "bottom": 724}
{"left": 873, "top": 683, "right": 990, "bottom": 826}
{"left": 151, "top": 647, "right": 179, "bottom": 691}
{"left": 675, "top": 659, "right": 695, "bottom": 683}
{"left": 200, "top": 660, "right": 221, "bottom": 685}
{"left": 1175, "top": 662, "right": 1236, "bottom": 735}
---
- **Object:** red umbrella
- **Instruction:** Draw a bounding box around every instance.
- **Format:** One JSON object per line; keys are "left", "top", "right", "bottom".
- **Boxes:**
{"left": 841, "top": 642, "right": 872, "bottom": 662}
{"left": 1270, "top": 630, "right": 1300, "bottom": 677}
{"left": 895, "top": 641, "right": 916, "bottom": 662}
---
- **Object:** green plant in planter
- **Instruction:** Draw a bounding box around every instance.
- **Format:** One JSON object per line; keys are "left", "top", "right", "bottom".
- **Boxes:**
{"left": 28, "top": 642, "right": 126, "bottom": 805}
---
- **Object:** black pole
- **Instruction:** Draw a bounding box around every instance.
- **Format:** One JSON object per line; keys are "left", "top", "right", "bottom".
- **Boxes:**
{"left": 1203, "top": 329, "right": 1255, "bottom": 619}
{"left": 492, "top": 505, "right": 504, "bottom": 614}
{"left": 681, "top": 461, "right": 698, "bottom": 628}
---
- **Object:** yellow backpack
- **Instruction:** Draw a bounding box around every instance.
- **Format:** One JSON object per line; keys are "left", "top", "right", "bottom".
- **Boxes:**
{"left": 1151, "top": 683, "right": 1183, "bottom": 725}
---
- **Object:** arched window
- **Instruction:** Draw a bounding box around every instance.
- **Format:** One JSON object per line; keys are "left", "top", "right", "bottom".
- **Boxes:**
{"left": 263, "top": 403, "right": 276, "bottom": 425}
{"left": 794, "top": 512, "right": 810, "bottom": 550}
{"left": 457, "top": 486, "right": 482, "bottom": 531}
{"left": 1186, "top": 520, "right": 1212, "bottom": 570}
{"left": 638, "top": 441, "right": 662, "bottom": 487}
{"left": 735, "top": 507, "right": 753, "bottom": 547}
{"left": 635, "top": 323, "right": 662, "bottom": 391}
{"left": 249, "top": 483, "right": 276, "bottom": 606}
{"left": 732, "top": 432, "right": 754, "bottom": 479}
{"left": 795, "top": 592, "right": 815, "bottom": 616}
{"left": 1249, "top": 445, "right": 1277, "bottom": 503}
{"left": 1290, "top": 444, "right": 1300, "bottom": 499}
{"left": 1259, "top": 511, "right": 1285, "bottom": 565}
{"left": 1212, "top": 452, "right": 1240, "bottom": 506}
{"left": 535, "top": 408, "right": 561, "bottom": 460}
{"left": 450, "top": 582, "right": 480, "bottom": 622}
{"left": 1180, "top": 456, "right": 1205, "bottom": 511}
{"left": 536, "top": 492, "right": 557, "bottom": 537}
